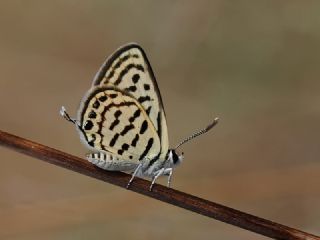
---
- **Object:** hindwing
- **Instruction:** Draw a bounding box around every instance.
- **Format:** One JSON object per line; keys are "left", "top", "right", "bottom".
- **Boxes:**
{"left": 77, "top": 86, "right": 161, "bottom": 162}
{"left": 92, "top": 43, "right": 169, "bottom": 158}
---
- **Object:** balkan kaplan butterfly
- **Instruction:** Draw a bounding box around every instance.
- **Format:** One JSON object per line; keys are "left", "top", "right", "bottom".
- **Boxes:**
{"left": 60, "top": 43, "right": 218, "bottom": 190}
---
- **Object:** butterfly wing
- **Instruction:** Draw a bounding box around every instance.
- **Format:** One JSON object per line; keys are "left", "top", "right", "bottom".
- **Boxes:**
{"left": 92, "top": 43, "right": 169, "bottom": 159}
{"left": 77, "top": 86, "right": 161, "bottom": 162}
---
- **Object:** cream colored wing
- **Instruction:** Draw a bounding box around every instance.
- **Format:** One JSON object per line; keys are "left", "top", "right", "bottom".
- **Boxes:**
{"left": 92, "top": 43, "right": 168, "bottom": 159}
{"left": 77, "top": 86, "right": 161, "bottom": 162}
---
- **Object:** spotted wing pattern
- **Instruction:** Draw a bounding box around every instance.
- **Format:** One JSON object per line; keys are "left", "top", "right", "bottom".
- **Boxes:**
{"left": 77, "top": 86, "right": 161, "bottom": 162}
{"left": 92, "top": 43, "right": 169, "bottom": 159}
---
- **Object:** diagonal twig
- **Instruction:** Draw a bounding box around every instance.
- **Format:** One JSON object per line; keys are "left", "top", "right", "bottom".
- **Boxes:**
{"left": 0, "top": 129, "right": 319, "bottom": 240}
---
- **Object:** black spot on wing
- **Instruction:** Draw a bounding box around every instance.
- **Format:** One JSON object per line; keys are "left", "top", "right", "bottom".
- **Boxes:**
{"left": 129, "top": 109, "right": 141, "bottom": 122}
{"left": 84, "top": 120, "right": 93, "bottom": 130}
{"left": 109, "top": 133, "right": 119, "bottom": 147}
{"left": 99, "top": 95, "right": 107, "bottom": 102}
{"left": 131, "top": 134, "right": 139, "bottom": 147}
{"left": 138, "top": 96, "right": 151, "bottom": 103}
{"left": 140, "top": 120, "right": 148, "bottom": 134}
{"left": 109, "top": 93, "right": 118, "bottom": 98}
{"left": 109, "top": 119, "right": 120, "bottom": 130}
{"left": 139, "top": 138, "right": 154, "bottom": 160}
{"left": 120, "top": 124, "right": 134, "bottom": 136}
{"left": 93, "top": 100, "right": 100, "bottom": 109}
{"left": 88, "top": 111, "right": 97, "bottom": 119}
{"left": 114, "top": 110, "right": 122, "bottom": 118}
{"left": 118, "top": 149, "right": 124, "bottom": 155}
{"left": 122, "top": 143, "right": 129, "bottom": 151}
{"left": 146, "top": 106, "right": 152, "bottom": 115}
{"left": 125, "top": 85, "right": 137, "bottom": 92}
{"left": 114, "top": 64, "right": 144, "bottom": 85}
{"left": 144, "top": 84, "right": 150, "bottom": 90}
{"left": 132, "top": 73, "right": 140, "bottom": 83}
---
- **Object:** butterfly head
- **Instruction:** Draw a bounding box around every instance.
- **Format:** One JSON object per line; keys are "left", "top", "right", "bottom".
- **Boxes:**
{"left": 168, "top": 149, "right": 184, "bottom": 167}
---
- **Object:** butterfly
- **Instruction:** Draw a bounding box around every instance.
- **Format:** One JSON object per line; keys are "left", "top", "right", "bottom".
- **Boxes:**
{"left": 60, "top": 43, "right": 218, "bottom": 191}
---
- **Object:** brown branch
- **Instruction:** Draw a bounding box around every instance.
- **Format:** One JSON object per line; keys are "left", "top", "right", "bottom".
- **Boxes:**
{"left": 0, "top": 129, "right": 318, "bottom": 240}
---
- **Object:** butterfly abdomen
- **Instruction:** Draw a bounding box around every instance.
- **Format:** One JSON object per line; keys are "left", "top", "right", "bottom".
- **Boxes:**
{"left": 86, "top": 152, "right": 139, "bottom": 172}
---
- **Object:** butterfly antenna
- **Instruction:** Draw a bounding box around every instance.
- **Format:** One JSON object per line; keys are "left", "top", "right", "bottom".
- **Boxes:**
{"left": 174, "top": 117, "right": 219, "bottom": 150}
{"left": 60, "top": 106, "right": 80, "bottom": 127}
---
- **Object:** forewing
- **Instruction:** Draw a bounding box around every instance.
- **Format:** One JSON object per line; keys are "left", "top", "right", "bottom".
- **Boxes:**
{"left": 92, "top": 43, "right": 169, "bottom": 158}
{"left": 77, "top": 86, "right": 161, "bottom": 162}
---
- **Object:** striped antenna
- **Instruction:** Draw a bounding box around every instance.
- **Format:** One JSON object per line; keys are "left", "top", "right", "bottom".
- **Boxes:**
{"left": 60, "top": 106, "right": 81, "bottom": 128}
{"left": 174, "top": 117, "right": 219, "bottom": 150}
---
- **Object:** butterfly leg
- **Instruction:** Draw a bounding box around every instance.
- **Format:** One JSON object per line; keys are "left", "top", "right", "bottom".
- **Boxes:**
{"left": 164, "top": 168, "right": 173, "bottom": 188}
{"left": 149, "top": 168, "right": 165, "bottom": 191}
{"left": 127, "top": 163, "right": 143, "bottom": 189}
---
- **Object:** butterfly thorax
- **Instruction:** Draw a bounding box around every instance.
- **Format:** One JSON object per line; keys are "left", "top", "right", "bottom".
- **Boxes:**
{"left": 141, "top": 149, "right": 184, "bottom": 177}
{"left": 166, "top": 149, "right": 184, "bottom": 167}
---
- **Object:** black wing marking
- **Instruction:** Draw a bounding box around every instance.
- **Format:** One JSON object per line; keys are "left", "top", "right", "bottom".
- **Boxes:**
{"left": 77, "top": 86, "right": 162, "bottom": 162}
{"left": 91, "top": 43, "right": 169, "bottom": 159}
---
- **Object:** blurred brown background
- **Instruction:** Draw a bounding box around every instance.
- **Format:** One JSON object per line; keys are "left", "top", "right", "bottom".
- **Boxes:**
{"left": 0, "top": 1, "right": 320, "bottom": 239}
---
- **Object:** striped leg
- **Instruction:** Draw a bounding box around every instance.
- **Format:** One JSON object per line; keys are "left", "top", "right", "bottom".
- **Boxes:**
{"left": 126, "top": 162, "right": 143, "bottom": 189}
{"left": 164, "top": 168, "right": 173, "bottom": 188}
{"left": 149, "top": 168, "right": 173, "bottom": 191}
{"left": 149, "top": 168, "right": 165, "bottom": 191}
